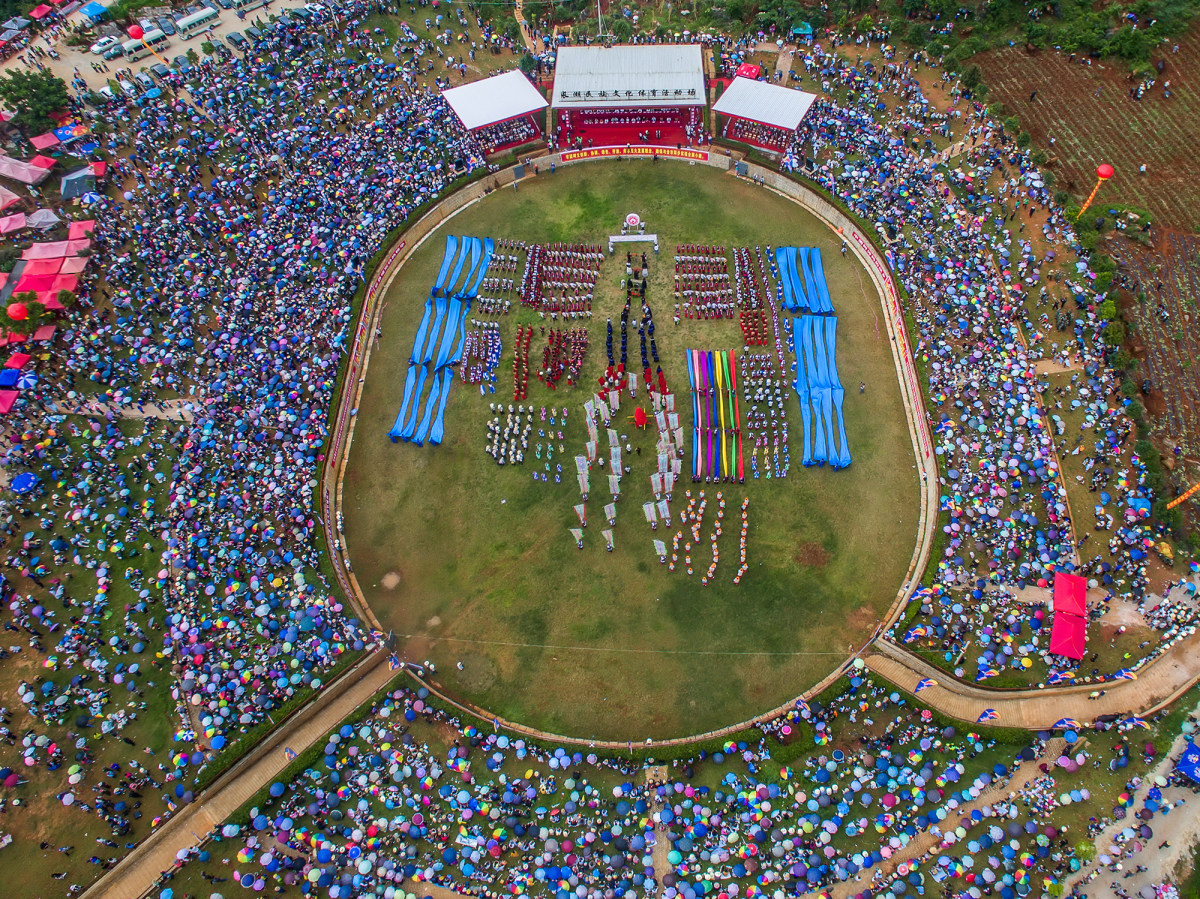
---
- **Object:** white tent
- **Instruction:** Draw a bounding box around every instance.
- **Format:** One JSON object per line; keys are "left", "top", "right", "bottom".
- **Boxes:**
{"left": 552, "top": 44, "right": 705, "bottom": 109}
{"left": 712, "top": 77, "right": 818, "bottom": 131}
{"left": 27, "top": 208, "right": 60, "bottom": 230}
{"left": 442, "top": 70, "right": 548, "bottom": 131}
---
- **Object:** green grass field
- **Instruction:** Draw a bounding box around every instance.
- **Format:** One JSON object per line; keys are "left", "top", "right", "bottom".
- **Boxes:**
{"left": 342, "top": 161, "right": 920, "bottom": 740}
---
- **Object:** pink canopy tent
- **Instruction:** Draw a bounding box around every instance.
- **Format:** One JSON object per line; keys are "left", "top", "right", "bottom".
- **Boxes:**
{"left": 50, "top": 274, "right": 78, "bottom": 293}
{"left": 0, "top": 155, "right": 52, "bottom": 185}
{"left": 31, "top": 324, "right": 56, "bottom": 341}
{"left": 0, "top": 185, "right": 22, "bottom": 211}
{"left": 90, "top": 161, "right": 107, "bottom": 177}
{"left": 0, "top": 391, "right": 17, "bottom": 414}
{"left": 29, "top": 132, "right": 59, "bottom": 151}
{"left": 5, "top": 352, "right": 32, "bottom": 369}
{"left": 1053, "top": 570, "right": 1087, "bottom": 617}
{"left": 28, "top": 4, "right": 52, "bottom": 18}
{"left": 21, "top": 238, "right": 89, "bottom": 259}
{"left": 57, "top": 256, "right": 88, "bottom": 274}
{"left": 67, "top": 219, "right": 95, "bottom": 239}
{"left": 0, "top": 212, "right": 26, "bottom": 234}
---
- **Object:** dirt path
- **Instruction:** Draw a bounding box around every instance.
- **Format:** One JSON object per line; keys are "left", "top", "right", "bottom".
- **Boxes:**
{"left": 513, "top": 0, "right": 537, "bottom": 53}
{"left": 825, "top": 739, "right": 1067, "bottom": 898}
{"left": 1062, "top": 695, "right": 1200, "bottom": 897}
{"left": 63, "top": 397, "right": 196, "bottom": 422}
{"left": 647, "top": 765, "right": 671, "bottom": 896}
{"left": 80, "top": 651, "right": 395, "bottom": 899}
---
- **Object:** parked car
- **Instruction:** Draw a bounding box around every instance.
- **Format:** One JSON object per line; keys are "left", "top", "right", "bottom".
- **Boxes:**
{"left": 244, "top": 25, "right": 261, "bottom": 40}
{"left": 172, "top": 54, "right": 192, "bottom": 73}
{"left": 291, "top": 7, "right": 312, "bottom": 21}
{"left": 102, "top": 44, "right": 125, "bottom": 61}
{"left": 214, "top": 0, "right": 231, "bottom": 9}
{"left": 118, "top": 79, "right": 138, "bottom": 98}
{"left": 90, "top": 35, "right": 120, "bottom": 54}
{"left": 134, "top": 72, "right": 155, "bottom": 91}
{"left": 226, "top": 30, "right": 246, "bottom": 48}
{"left": 156, "top": 16, "right": 177, "bottom": 35}
{"left": 150, "top": 62, "right": 171, "bottom": 79}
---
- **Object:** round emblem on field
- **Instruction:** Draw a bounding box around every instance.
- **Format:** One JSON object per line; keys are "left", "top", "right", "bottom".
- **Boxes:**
{"left": 625, "top": 213, "right": 641, "bottom": 228}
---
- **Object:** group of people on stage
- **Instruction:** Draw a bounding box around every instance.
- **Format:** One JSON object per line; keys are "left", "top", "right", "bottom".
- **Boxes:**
{"left": 518, "top": 242, "right": 603, "bottom": 320}
{"left": 471, "top": 116, "right": 539, "bottom": 153}
{"left": 723, "top": 117, "right": 794, "bottom": 152}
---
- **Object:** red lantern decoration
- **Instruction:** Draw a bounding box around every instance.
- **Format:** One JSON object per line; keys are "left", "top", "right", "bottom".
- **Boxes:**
{"left": 1097, "top": 163, "right": 1115, "bottom": 180}
{"left": 6, "top": 302, "right": 28, "bottom": 321}
{"left": 127, "top": 24, "right": 144, "bottom": 40}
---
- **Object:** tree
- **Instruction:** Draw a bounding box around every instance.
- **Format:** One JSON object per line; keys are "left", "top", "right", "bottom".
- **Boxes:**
{"left": 0, "top": 70, "right": 69, "bottom": 134}
{"left": 518, "top": 52, "right": 537, "bottom": 76}
{"left": 186, "top": 48, "right": 200, "bottom": 64}
{"left": 611, "top": 17, "right": 633, "bottom": 41}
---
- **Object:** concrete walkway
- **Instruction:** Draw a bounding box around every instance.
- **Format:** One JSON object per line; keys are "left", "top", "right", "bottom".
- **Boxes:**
{"left": 867, "top": 635, "right": 1200, "bottom": 729}
{"left": 81, "top": 651, "right": 396, "bottom": 899}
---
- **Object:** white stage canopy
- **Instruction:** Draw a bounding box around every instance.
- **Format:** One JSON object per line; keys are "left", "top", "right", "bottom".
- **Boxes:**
{"left": 443, "top": 70, "right": 549, "bottom": 130}
{"left": 712, "top": 77, "right": 818, "bottom": 131}
{"left": 552, "top": 44, "right": 705, "bottom": 109}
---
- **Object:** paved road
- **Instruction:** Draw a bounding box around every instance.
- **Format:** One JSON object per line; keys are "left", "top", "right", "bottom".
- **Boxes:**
{"left": 81, "top": 650, "right": 396, "bottom": 899}
{"left": 867, "top": 631, "right": 1200, "bottom": 729}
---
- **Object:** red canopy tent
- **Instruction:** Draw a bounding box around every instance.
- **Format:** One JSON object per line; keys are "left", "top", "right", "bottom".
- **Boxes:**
{"left": 1049, "top": 613, "right": 1087, "bottom": 660}
{"left": 29, "top": 132, "right": 60, "bottom": 151}
{"left": 1053, "top": 570, "right": 1087, "bottom": 617}
{"left": 31, "top": 324, "right": 56, "bottom": 341}
{"left": 5, "top": 352, "right": 32, "bottom": 369}
{"left": 29, "top": 154, "right": 56, "bottom": 170}
{"left": 0, "top": 390, "right": 17, "bottom": 414}
{"left": 67, "top": 220, "right": 95, "bottom": 239}
{"left": 28, "top": 4, "right": 52, "bottom": 18}
{"left": 21, "top": 258, "right": 64, "bottom": 276}
{"left": 735, "top": 62, "right": 761, "bottom": 80}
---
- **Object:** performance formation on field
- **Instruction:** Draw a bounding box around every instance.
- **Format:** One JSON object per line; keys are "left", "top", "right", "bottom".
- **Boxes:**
{"left": 385, "top": 217, "right": 851, "bottom": 575}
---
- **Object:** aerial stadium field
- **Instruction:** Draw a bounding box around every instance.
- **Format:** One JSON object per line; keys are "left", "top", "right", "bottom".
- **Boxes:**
{"left": 341, "top": 160, "right": 920, "bottom": 739}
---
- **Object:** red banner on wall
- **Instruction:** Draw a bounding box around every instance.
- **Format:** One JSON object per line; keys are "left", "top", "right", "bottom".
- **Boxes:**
{"left": 560, "top": 146, "right": 709, "bottom": 162}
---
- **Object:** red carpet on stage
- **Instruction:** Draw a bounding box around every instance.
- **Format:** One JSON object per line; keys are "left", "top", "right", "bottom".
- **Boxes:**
{"left": 567, "top": 123, "right": 693, "bottom": 150}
